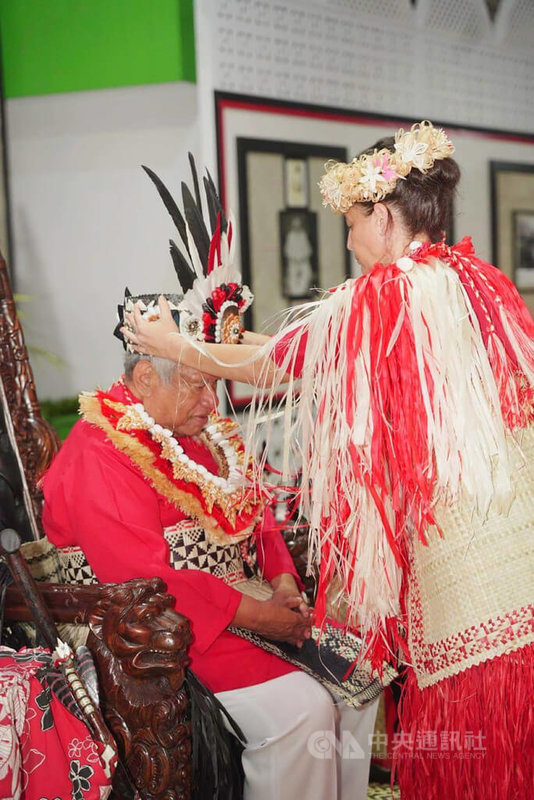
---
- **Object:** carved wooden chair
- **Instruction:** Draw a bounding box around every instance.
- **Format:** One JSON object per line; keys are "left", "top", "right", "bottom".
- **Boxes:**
{"left": 0, "top": 249, "right": 313, "bottom": 799}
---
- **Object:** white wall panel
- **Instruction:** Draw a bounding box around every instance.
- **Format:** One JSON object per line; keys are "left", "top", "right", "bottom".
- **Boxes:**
{"left": 7, "top": 82, "right": 199, "bottom": 399}
{"left": 201, "top": 0, "right": 534, "bottom": 133}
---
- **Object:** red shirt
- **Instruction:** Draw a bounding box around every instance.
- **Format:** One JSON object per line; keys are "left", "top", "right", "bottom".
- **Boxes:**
{"left": 42, "top": 382, "right": 299, "bottom": 692}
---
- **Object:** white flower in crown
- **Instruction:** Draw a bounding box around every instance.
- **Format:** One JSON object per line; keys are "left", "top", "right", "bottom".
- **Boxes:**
{"left": 358, "top": 157, "right": 388, "bottom": 196}
{"left": 394, "top": 132, "right": 429, "bottom": 170}
{"left": 179, "top": 311, "right": 205, "bottom": 341}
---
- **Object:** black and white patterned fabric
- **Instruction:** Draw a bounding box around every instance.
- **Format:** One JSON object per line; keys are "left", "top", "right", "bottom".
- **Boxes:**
{"left": 164, "top": 522, "right": 259, "bottom": 588}
{"left": 21, "top": 537, "right": 63, "bottom": 583}
{"left": 57, "top": 522, "right": 259, "bottom": 589}
{"left": 58, "top": 547, "right": 98, "bottom": 586}
{"left": 228, "top": 622, "right": 397, "bottom": 709}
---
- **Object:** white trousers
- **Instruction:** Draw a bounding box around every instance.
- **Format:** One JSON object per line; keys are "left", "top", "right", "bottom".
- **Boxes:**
{"left": 216, "top": 671, "right": 378, "bottom": 800}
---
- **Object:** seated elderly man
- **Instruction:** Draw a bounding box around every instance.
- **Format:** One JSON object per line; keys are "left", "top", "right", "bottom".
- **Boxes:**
{"left": 42, "top": 347, "right": 377, "bottom": 800}
{"left": 43, "top": 163, "right": 378, "bottom": 799}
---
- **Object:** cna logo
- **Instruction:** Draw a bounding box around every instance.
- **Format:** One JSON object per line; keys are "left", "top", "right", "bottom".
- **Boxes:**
{"left": 307, "top": 731, "right": 365, "bottom": 760}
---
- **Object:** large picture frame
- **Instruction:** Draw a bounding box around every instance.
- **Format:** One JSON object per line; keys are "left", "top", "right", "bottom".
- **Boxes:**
{"left": 229, "top": 137, "right": 349, "bottom": 408}
{"left": 490, "top": 161, "right": 534, "bottom": 297}
{"left": 513, "top": 210, "right": 534, "bottom": 292}
{"left": 216, "top": 93, "right": 534, "bottom": 409}
{"left": 236, "top": 138, "right": 349, "bottom": 329}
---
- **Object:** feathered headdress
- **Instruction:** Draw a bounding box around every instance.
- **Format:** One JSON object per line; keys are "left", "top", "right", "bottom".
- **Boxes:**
{"left": 114, "top": 154, "right": 253, "bottom": 350}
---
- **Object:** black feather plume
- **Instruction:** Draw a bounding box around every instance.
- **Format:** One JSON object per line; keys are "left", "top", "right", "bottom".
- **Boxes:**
{"left": 181, "top": 182, "right": 210, "bottom": 272}
{"left": 142, "top": 165, "right": 190, "bottom": 256}
{"left": 203, "top": 176, "right": 221, "bottom": 236}
{"left": 188, "top": 152, "right": 203, "bottom": 218}
{"left": 205, "top": 169, "right": 227, "bottom": 235}
{"left": 144, "top": 162, "right": 226, "bottom": 285}
{"left": 187, "top": 669, "right": 245, "bottom": 800}
{"left": 169, "top": 239, "right": 196, "bottom": 292}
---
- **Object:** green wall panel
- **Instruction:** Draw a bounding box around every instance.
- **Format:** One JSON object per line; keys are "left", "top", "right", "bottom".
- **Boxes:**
{"left": 0, "top": 0, "right": 196, "bottom": 98}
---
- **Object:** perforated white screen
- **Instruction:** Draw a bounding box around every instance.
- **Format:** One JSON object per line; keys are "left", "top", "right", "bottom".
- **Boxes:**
{"left": 204, "top": 0, "right": 534, "bottom": 132}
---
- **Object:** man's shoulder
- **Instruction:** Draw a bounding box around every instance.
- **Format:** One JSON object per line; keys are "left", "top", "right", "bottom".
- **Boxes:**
{"left": 45, "top": 417, "right": 138, "bottom": 480}
{"left": 62, "top": 416, "right": 117, "bottom": 453}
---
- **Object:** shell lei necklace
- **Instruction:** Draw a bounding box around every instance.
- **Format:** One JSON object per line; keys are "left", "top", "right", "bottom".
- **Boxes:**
{"left": 79, "top": 387, "right": 267, "bottom": 541}
{"left": 119, "top": 402, "right": 245, "bottom": 495}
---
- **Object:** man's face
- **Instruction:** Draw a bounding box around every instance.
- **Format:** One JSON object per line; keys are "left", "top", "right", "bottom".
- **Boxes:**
{"left": 145, "top": 365, "right": 219, "bottom": 437}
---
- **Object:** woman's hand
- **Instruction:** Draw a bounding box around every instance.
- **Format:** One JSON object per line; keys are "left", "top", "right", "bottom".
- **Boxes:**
{"left": 121, "top": 295, "right": 284, "bottom": 386}
{"left": 121, "top": 295, "right": 182, "bottom": 359}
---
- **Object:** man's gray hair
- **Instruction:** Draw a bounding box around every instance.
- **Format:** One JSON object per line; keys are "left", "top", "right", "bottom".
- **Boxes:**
{"left": 123, "top": 352, "right": 178, "bottom": 384}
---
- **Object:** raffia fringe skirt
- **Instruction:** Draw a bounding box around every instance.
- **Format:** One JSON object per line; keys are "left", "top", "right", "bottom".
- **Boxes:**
{"left": 397, "top": 425, "right": 534, "bottom": 799}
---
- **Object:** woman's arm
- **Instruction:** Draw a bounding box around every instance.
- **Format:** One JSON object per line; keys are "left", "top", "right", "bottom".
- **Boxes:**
{"left": 241, "top": 330, "right": 271, "bottom": 345}
{"left": 124, "top": 296, "right": 286, "bottom": 386}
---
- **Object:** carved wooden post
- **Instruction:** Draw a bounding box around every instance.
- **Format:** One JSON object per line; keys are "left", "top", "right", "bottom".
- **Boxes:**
{"left": 0, "top": 250, "right": 60, "bottom": 538}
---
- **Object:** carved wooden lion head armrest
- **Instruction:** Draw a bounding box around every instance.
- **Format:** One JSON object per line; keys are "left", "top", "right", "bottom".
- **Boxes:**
{"left": 84, "top": 577, "right": 193, "bottom": 799}
{"left": 87, "top": 577, "right": 193, "bottom": 797}
{"left": 4, "top": 571, "right": 193, "bottom": 800}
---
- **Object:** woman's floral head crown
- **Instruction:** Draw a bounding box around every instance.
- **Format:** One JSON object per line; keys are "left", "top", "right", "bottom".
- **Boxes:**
{"left": 319, "top": 120, "right": 455, "bottom": 214}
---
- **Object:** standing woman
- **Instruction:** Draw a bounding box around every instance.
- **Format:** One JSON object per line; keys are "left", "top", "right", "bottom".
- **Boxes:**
{"left": 125, "top": 122, "right": 534, "bottom": 800}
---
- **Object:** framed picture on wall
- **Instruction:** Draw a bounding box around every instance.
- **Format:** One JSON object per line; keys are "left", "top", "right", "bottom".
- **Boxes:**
{"left": 216, "top": 94, "right": 534, "bottom": 407}
{"left": 284, "top": 158, "right": 309, "bottom": 207}
{"left": 226, "top": 136, "right": 350, "bottom": 408}
{"left": 513, "top": 210, "right": 534, "bottom": 291}
{"left": 491, "top": 161, "right": 534, "bottom": 298}
{"left": 280, "top": 209, "right": 318, "bottom": 299}
{"left": 236, "top": 138, "right": 349, "bottom": 330}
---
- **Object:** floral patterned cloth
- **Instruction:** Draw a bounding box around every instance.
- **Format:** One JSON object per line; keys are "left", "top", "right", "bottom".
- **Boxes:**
{"left": 0, "top": 647, "right": 114, "bottom": 800}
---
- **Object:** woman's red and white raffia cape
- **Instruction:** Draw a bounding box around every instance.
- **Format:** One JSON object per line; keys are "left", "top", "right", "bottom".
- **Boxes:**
{"left": 248, "top": 237, "right": 534, "bottom": 672}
